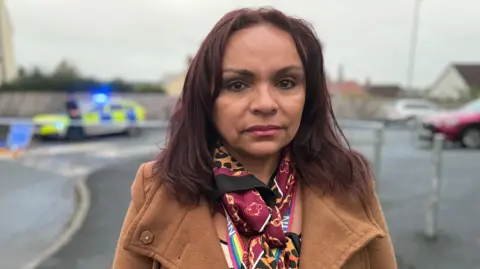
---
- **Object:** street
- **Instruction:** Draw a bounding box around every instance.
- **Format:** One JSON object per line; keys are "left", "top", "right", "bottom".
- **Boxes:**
{"left": 3, "top": 128, "right": 480, "bottom": 269}
{"left": 0, "top": 129, "right": 166, "bottom": 269}
{"left": 0, "top": 162, "right": 76, "bottom": 269}
{"left": 37, "top": 155, "right": 155, "bottom": 269}
{"left": 349, "top": 129, "right": 480, "bottom": 269}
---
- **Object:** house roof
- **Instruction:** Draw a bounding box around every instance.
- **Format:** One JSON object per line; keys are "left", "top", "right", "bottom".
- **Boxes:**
{"left": 328, "top": 81, "right": 366, "bottom": 95}
{"left": 366, "top": 84, "right": 404, "bottom": 97}
{"left": 453, "top": 64, "right": 480, "bottom": 89}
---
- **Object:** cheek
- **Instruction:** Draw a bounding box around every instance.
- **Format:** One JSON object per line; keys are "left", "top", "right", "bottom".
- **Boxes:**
{"left": 285, "top": 95, "right": 305, "bottom": 131}
{"left": 213, "top": 100, "right": 239, "bottom": 139}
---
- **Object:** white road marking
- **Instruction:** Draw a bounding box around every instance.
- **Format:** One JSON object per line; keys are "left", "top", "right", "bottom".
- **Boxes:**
{"left": 26, "top": 142, "right": 116, "bottom": 156}
{"left": 11, "top": 142, "right": 159, "bottom": 178}
{"left": 92, "top": 144, "right": 159, "bottom": 159}
{"left": 19, "top": 156, "right": 91, "bottom": 178}
{"left": 56, "top": 165, "right": 91, "bottom": 177}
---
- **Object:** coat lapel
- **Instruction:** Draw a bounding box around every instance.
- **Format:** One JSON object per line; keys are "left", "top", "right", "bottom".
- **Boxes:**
{"left": 300, "top": 184, "right": 385, "bottom": 269}
{"left": 160, "top": 200, "right": 229, "bottom": 269}
{"left": 123, "top": 182, "right": 228, "bottom": 269}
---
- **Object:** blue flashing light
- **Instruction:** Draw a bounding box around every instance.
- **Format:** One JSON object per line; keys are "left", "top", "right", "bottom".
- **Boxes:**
{"left": 91, "top": 83, "right": 112, "bottom": 104}
{"left": 55, "top": 122, "right": 64, "bottom": 130}
{"left": 92, "top": 93, "right": 108, "bottom": 104}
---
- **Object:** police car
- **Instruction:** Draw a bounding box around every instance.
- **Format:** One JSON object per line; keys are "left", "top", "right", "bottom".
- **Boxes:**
{"left": 32, "top": 95, "right": 146, "bottom": 140}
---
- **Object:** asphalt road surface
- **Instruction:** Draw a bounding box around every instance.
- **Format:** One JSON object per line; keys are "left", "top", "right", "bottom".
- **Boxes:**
{"left": 0, "top": 128, "right": 166, "bottom": 269}
{"left": 0, "top": 162, "right": 76, "bottom": 269}
{"left": 37, "top": 129, "right": 480, "bottom": 269}
{"left": 37, "top": 156, "right": 154, "bottom": 269}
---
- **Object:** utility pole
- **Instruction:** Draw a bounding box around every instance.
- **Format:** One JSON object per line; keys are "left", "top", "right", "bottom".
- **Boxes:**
{"left": 406, "top": 0, "right": 423, "bottom": 92}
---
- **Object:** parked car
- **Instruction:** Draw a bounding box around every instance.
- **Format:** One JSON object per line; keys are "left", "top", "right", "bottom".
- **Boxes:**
{"left": 383, "top": 99, "right": 440, "bottom": 127}
{"left": 417, "top": 98, "right": 480, "bottom": 148}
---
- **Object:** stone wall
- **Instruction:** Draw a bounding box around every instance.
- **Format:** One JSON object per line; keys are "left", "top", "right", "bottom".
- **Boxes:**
{"left": 0, "top": 92, "right": 178, "bottom": 120}
{"left": 331, "top": 94, "right": 394, "bottom": 120}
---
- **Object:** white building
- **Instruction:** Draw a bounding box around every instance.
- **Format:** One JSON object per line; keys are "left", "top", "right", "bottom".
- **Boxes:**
{"left": 0, "top": 0, "right": 16, "bottom": 84}
{"left": 427, "top": 63, "right": 480, "bottom": 101}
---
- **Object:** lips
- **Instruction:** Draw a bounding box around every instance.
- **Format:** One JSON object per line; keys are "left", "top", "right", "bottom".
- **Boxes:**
{"left": 245, "top": 125, "right": 282, "bottom": 132}
{"left": 245, "top": 125, "right": 282, "bottom": 138}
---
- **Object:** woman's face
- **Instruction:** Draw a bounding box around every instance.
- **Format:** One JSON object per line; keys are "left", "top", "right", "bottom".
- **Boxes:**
{"left": 213, "top": 24, "right": 306, "bottom": 158}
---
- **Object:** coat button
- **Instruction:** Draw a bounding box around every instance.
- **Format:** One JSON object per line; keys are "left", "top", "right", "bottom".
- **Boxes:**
{"left": 140, "top": 231, "right": 154, "bottom": 245}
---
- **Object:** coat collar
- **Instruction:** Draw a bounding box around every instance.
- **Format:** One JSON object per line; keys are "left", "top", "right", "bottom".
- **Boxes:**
{"left": 123, "top": 181, "right": 385, "bottom": 269}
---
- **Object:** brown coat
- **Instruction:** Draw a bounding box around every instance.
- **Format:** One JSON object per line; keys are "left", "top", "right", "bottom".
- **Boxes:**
{"left": 112, "top": 162, "right": 397, "bottom": 269}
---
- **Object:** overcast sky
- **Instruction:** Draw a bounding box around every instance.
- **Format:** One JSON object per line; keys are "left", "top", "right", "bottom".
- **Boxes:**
{"left": 6, "top": 0, "right": 480, "bottom": 87}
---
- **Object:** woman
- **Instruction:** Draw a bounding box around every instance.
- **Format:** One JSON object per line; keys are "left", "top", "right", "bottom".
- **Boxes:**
{"left": 112, "top": 7, "right": 397, "bottom": 269}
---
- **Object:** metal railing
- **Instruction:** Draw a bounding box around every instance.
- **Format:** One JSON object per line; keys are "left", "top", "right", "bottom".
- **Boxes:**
{"left": 341, "top": 120, "right": 446, "bottom": 240}
{"left": 1, "top": 117, "right": 386, "bottom": 177}
{"left": 338, "top": 119, "right": 385, "bottom": 191}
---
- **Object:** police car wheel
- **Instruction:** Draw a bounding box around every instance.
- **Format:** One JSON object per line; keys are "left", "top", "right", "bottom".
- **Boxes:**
{"left": 126, "top": 127, "right": 141, "bottom": 137}
{"left": 66, "top": 127, "right": 85, "bottom": 141}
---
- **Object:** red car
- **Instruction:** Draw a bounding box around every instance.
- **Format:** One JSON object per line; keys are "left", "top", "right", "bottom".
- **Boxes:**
{"left": 418, "top": 99, "right": 480, "bottom": 149}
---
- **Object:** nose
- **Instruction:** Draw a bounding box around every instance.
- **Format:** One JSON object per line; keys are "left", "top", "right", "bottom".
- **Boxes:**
{"left": 250, "top": 84, "right": 278, "bottom": 115}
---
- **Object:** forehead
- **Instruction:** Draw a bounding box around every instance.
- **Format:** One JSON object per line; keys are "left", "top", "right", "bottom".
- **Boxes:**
{"left": 222, "top": 24, "right": 302, "bottom": 71}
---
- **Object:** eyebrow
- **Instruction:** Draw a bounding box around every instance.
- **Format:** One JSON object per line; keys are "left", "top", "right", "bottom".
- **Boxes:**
{"left": 222, "top": 65, "right": 303, "bottom": 77}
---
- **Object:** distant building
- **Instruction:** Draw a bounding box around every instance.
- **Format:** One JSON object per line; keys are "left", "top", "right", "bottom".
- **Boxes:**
{"left": 427, "top": 63, "right": 480, "bottom": 101}
{"left": 327, "top": 65, "right": 366, "bottom": 96}
{"left": 161, "top": 56, "right": 193, "bottom": 97}
{"left": 366, "top": 84, "right": 404, "bottom": 98}
{"left": 328, "top": 81, "right": 366, "bottom": 96}
{"left": 0, "top": 0, "right": 16, "bottom": 84}
{"left": 161, "top": 71, "right": 187, "bottom": 96}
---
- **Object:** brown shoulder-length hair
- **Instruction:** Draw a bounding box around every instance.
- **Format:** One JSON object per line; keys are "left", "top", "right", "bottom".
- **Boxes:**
{"left": 154, "top": 7, "right": 372, "bottom": 206}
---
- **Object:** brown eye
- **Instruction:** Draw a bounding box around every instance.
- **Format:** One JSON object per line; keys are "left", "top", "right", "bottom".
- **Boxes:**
{"left": 276, "top": 79, "right": 296, "bottom": 89}
{"left": 227, "top": 81, "right": 248, "bottom": 92}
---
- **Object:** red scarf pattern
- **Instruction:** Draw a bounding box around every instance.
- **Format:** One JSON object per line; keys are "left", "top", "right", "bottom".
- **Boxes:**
{"left": 213, "top": 146, "right": 300, "bottom": 269}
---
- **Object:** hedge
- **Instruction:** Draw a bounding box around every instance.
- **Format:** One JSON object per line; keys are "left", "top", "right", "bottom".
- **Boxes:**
{"left": 0, "top": 77, "right": 166, "bottom": 94}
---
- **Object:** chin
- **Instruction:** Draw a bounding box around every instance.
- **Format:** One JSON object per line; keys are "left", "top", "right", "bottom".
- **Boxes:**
{"left": 243, "top": 141, "right": 285, "bottom": 158}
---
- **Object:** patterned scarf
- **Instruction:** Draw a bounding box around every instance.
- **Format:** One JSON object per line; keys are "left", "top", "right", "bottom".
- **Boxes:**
{"left": 213, "top": 145, "right": 300, "bottom": 269}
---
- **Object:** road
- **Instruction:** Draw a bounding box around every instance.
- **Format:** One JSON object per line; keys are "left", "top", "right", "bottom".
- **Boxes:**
{"left": 37, "top": 156, "right": 154, "bottom": 269}
{"left": 8, "top": 128, "right": 480, "bottom": 269}
{"left": 0, "top": 129, "right": 166, "bottom": 269}
{"left": 348, "top": 129, "right": 480, "bottom": 269}
{"left": 0, "top": 162, "right": 76, "bottom": 269}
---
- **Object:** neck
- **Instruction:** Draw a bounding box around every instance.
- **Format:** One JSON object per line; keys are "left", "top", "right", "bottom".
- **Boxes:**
{"left": 225, "top": 146, "right": 281, "bottom": 184}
